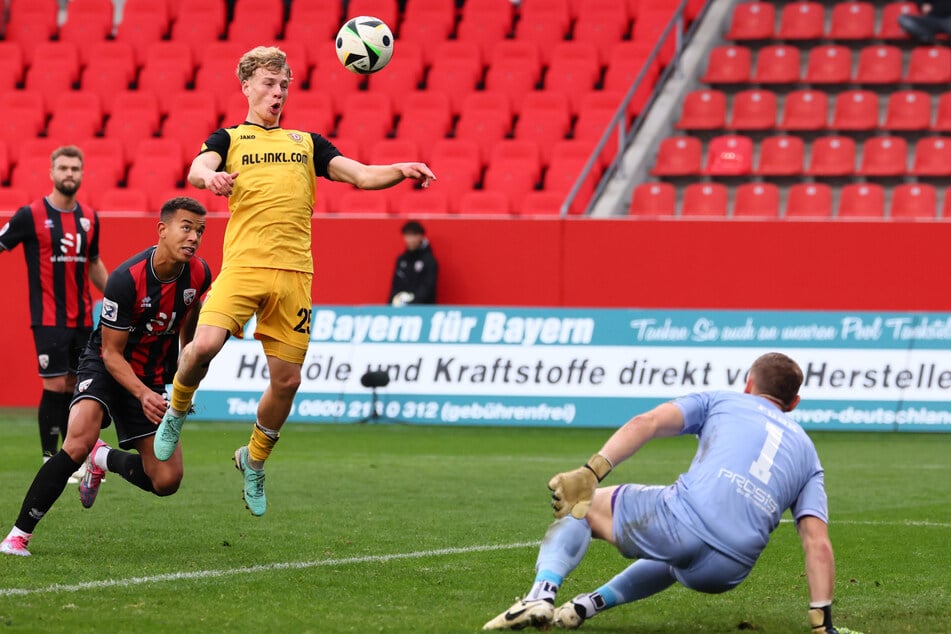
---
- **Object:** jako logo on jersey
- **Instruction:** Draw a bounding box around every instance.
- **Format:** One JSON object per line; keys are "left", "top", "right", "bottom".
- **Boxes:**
{"left": 38, "top": 354, "right": 49, "bottom": 369}
{"left": 240, "top": 134, "right": 256, "bottom": 140}
{"left": 183, "top": 289, "right": 196, "bottom": 305}
{"left": 101, "top": 298, "right": 118, "bottom": 322}
{"left": 288, "top": 132, "right": 302, "bottom": 142}
{"left": 80, "top": 217, "right": 91, "bottom": 232}
{"left": 78, "top": 378, "right": 92, "bottom": 392}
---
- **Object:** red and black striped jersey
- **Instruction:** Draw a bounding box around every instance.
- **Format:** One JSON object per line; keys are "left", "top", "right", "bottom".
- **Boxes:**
{"left": 0, "top": 199, "right": 101, "bottom": 328}
{"left": 92, "top": 246, "right": 212, "bottom": 387}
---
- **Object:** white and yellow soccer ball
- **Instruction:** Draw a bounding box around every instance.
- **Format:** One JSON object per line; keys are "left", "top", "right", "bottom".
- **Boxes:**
{"left": 335, "top": 16, "right": 394, "bottom": 74}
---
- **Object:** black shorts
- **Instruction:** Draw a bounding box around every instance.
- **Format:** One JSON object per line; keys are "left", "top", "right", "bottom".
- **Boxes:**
{"left": 32, "top": 326, "right": 92, "bottom": 377}
{"left": 72, "top": 347, "right": 165, "bottom": 450}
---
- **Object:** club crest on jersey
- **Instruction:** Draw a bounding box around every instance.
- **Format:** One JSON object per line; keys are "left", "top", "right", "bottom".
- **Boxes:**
{"left": 183, "top": 288, "right": 196, "bottom": 305}
{"left": 78, "top": 379, "right": 93, "bottom": 392}
{"left": 288, "top": 132, "right": 302, "bottom": 143}
{"left": 101, "top": 298, "right": 118, "bottom": 322}
{"left": 80, "top": 218, "right": 91, "bottom": 232}
{"left": 38, "top": 354, "right": 49, "bottom": 369}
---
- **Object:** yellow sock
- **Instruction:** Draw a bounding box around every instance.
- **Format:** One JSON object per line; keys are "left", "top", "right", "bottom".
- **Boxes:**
{"left": 170, "top": 376, "right": 198, "bottom": 414}
{"left": 248, "top": 423, "right": 280, "bottom": 463}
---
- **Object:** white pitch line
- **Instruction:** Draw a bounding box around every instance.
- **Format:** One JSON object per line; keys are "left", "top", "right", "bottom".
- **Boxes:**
{"left": 2, "top": 518, "right": 949, "bottom": 599}
{"left": 0, "top": 540, "right": 541, "bottom": 598}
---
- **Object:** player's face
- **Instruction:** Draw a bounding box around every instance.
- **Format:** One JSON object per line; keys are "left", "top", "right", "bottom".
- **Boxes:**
{"left": 242, "top": 67, "right": 289, "bottom": 127}
{"left": 403, "top": 232, "right": 424, "bottom": 251}
{"left": 50, "top": 156, "right": 83, "bottom": 197}
{"left": 160, "top": 210, "right": 206, "bottom": 262}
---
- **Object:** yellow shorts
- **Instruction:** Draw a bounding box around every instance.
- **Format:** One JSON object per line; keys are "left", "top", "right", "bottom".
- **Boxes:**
{"left": 199, "top": 266, "right": 313, "bottom": 364}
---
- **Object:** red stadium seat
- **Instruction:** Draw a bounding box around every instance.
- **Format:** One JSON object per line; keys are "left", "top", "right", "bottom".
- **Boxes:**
{"left": 838, "top": 183, "right": 885, "bottom": 218}
{"left": 906, "top": 46, "right": 951, "bottom": 84}
{"left": 114, "top": 10, "right": 166, "bottom": 67}
{"left": 281, "top": 90, "right": 335, "bottom": 134}
{"left": 544, "top": 58, "right": 601, "bottom": 115}
{"left": 780, "top": 89, "right": 828, "bottom": 130}
{"left": 127, "top": 139, "right": 186, "bottom": 193}
{"left": 544, "top": 155, "right": 599, "bottom": 215}
{"left": 229, "top": 0, "right": 285, "bottom": 40}
{"left": 457, "top": 191, "right": 513, "bottom": 216}
{"left": 401, "top": 0, "right": 455, "bottom": 44}
{"left": 932, "top": 92, "right": 951, "bottom": 131}
{"left": 5, "top": 0, "right": 59, "bottom": 67}
{"left": 339, "top": 189, "right": 393, "bottom": 216}
{"left": 347, "top": 0, "right": 399, "bottom": 33}
{"left": 911, "top": 137, "right": 951, "bottom": 176}
{"left": 726, "top": 2, "right": 776, "bottom": 40}
{"left": 283, "top": 7, "right": 340, "bottom": 66}
{"left": 704, "top": 135, "right": 753, "bottom": 176}
{"left": 11, "top": 155, "right": 56, "bottom": 201}
{"left": 454, "top": 3, "right": 512, "bottom": 66}
{"left": 81, "top": 59, "right": 136, "bottom": 116}
{"left": 489, "top": 139, "right": 541, "bottom": 180}
{"left": 24, "top": 65, "right": 77, "bottom": 117}
{"left": 628, "top": 181, "right": 675, "bottom": 217}
{"left": 859, "top": 136, "right": 908, "bottom": 176}
{"left": 0, "top": 187, "right": 29, "bottom": 214}
{"left": 804, "top": 45, "right": 853, "bottom": 84}
{"left": 513, "top": 91, "right": 572, "bottom": 152}
{"left": 752, "top": 45, "right": 801, "bottom": 84}
{"left": 831, "top": 90, "right": 879, "bottom": 130}
{"left": 122, "top": 0, "right": 170, "bottom": 30}
{"left": 46, "top": 106, "right": 103, "bottom": 145}
{"left": 391, "top": 188, "right": 452, "bottom": 217}
{"left": 890, "top": 184, "right": 937, "bottom": 219}
{"left": 482, "top": 158, "right": 539, "bottom": 211}
{"left": 80, "top": 136, "right": 128, "bottom": 185}
{"left": 828, "top": 2, "right": 875, "bottom": 40}
{"left": 785, "top": 183, "right": 833, "bottom": 218}
{"left": 514, "top": 11, "right": 571, "bottom": 67}
{"left": 676, "top": 90, "right": 727, "bottom": 131}
{"left": 0, "top": 143, "right": 9, "bottom": 184}
{"left": 777, "top": 2, "right": 825, "bottom": 40}
{"left": 883, "top": 91, "right": 932, "bottom": 130}
{"left": 168, "top": 13, "right": 224, "bottom": 64}
{"left": 733, "top": 183, "right": 780, "bottom": 218}
{"left": 519, "top": 191, "right": 566, "bottom": 216}
{"left": 425, "top": 41, "right": 484, "bottom": 114}
{"left": 807, "top": 136, "right": 856, "bottom": 176}
{"left": 368, "top": 139, "right": 422, "bottom": 166}
{"left": 701, "top": 45, "right": 752, "bottom": 84}
{"left": 730, "top": 89, "right": 777, "bottom": 130}
{"left": 681, "top": 183, "right": 728, "bottom": 216}
{"left": 430, "top": 139, "right": 482, "bottom": 174}
{"left": 454, "top": 91, "right": 513, "bottom": 163}
{"left": 572, "top": 13, "right": 629, "bottom": 67}
{"left": 755, "top": 135, "right": 805, "bottom": 176}
{"left": 97, "top": 188, "right": 150, "bottom": 212}
{"left": 651, "top": 136, "right": 702, "bottom": 176}
{"left": 394, "top": 92, "right": 453, "bottom": 162}
{"left": 365, "top": 42, "right": 425, "bottom": 115}
{"left": 854, "top": 45, "right": 903, "bottom": 84}
{"left": 602, "top": 41, "right": 659, "bottom": 116}
{"left": 879, "top": 2, "right": 919, "bottom": 39}
{"left": 484, "top": 66, "right": 538, "bottom": 113}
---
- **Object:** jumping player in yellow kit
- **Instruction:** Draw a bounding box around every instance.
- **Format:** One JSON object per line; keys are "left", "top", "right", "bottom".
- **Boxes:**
{"left": 154, "top": 46, "right": 436, "bottom": 516}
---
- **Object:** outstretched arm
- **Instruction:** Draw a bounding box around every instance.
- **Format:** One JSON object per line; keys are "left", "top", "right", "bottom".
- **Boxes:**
{"left": 798, "top": 515, "right": 838, "bottom": 633}
{"left": 327, "top": 155, "right": 436, "bottom": 190}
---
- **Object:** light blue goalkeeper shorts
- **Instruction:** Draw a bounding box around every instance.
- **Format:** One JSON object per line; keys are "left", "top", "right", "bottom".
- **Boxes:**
{"left": 611, "top": 484, "right": 752, "bottom": 594}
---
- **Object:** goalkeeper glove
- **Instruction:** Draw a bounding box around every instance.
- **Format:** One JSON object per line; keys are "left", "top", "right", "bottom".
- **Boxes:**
{"left": 548, "top": 453, "right": 613, "bottom": 519}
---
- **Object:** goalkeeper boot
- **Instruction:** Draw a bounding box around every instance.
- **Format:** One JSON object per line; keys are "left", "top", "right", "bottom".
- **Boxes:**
{"left": 153, "top": 409, "right": 187, "bottom": 461}
{"left": 234, "top": 446, "right": 266, "bottom": 516}
{"left": 483, "top": 598, "right": 554, "bottom": 630}
{"left": 0, "top": 534, "right": 32, "bottom": 557}
{"left": 79, "top": 439, "right": 109, "bottom": 509}
{"left": 553, "top": 594, "right": 601, "bottom": 629}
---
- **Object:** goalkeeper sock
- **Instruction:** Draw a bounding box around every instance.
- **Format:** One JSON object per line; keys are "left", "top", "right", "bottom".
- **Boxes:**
{"left": 532, "top": 516, "right": 592, "bottom": 594}
{"left": 594, "top": 559, "right": 677, "bottom": 607}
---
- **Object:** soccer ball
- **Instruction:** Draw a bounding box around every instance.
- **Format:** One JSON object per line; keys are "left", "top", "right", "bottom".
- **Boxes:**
{"left": 335, "top": 16, "right": 394, "bottom": 74}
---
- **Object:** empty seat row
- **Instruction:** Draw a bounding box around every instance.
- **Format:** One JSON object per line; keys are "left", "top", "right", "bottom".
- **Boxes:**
{"left": 703, "top": 44, "right": 951, "bottom": 85}
{"left": 630, "top": 181, "right": 951, "bottom": 219}
{"left": 677, "top": 88, "right": 951, "bottom": 131}
{"left": 651, "top": 134, "right": 951, "bottom": 177}
{"left": 726, "top": 1, "right": 919, "bottom": 41}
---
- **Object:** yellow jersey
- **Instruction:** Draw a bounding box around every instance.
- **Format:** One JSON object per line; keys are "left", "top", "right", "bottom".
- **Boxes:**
{"left": 199, "top": 123, "right": 341, "bottom": 273}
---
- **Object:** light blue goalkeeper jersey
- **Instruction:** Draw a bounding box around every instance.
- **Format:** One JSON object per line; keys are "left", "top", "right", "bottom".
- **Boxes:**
{"left": 664, "top": 391, "right": 829, "bottom": 567}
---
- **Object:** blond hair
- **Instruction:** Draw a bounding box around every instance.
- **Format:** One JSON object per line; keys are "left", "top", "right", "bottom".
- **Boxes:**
{"left": 236, "top": 46, "right": 293, "bottom": 83}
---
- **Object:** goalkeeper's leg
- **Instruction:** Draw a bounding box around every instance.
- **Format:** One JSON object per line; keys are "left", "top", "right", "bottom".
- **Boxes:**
{"left": 554, "top": 560, "right": 676, "bottom": 628}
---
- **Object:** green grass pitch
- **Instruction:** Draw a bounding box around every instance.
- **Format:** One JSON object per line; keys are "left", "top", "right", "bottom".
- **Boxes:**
{"left": 0, "top": 408, "right": 948, "bottom": 633}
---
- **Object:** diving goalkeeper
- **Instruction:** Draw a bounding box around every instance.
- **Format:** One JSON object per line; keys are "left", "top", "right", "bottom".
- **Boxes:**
{"left": 484, "top": 352, "right": 862, "bottom": 633}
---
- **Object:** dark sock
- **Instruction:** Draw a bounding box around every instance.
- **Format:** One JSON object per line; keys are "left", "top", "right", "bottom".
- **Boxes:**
{"left": 15, "top": 451, "right": 82, "bottom": 534}
{"left": 106, "top": 449, "right": 155, "bottom": 493}
{"left": 38, "top": 390, "right": 69, "bottom": 457}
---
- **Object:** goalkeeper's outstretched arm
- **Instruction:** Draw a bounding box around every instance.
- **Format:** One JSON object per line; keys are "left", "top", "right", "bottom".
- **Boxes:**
{"left": 798, "top": 515, "right": 838, "bottom": 633}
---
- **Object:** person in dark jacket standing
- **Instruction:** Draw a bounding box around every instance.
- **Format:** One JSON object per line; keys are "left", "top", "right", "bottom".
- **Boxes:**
{"left": 898, "top": 0, "right": 951, "bottom": 42}
{"left": 389, "top": 220, "right": 438, "bottom": 306}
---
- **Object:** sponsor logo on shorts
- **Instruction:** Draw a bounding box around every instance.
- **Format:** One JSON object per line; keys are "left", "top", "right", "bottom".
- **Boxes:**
{"left": 78, "top": 379, "right": 92, "bottom": 392}
{"left": 38, "top": 354, "right": 49, "bottom": 369}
